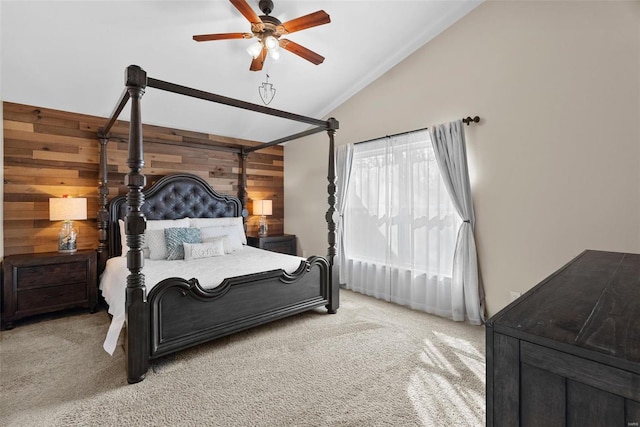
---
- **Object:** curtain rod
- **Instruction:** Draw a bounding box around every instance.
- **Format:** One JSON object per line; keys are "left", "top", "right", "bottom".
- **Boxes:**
{"left": 354, "top": 116, "right": 480, "bottom": 146}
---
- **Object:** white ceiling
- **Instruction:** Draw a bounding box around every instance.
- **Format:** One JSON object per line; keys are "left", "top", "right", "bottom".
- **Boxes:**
{"left": 1, "top": 0, "right": 481, "bottom": 143}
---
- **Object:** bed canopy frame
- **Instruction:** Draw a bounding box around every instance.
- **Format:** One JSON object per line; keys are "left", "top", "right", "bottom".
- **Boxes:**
{"left": 97, "top": 65, "right": 338, "bottom": 383}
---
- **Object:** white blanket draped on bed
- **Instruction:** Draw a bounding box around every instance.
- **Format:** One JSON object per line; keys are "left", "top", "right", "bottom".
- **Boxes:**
{"left": 100, "top": 245, "right": 306, "bottom": 355}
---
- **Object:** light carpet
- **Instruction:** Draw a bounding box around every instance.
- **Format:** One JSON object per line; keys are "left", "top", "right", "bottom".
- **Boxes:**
{"left": 0, "top": 290, "right": 486, "bottom": 426}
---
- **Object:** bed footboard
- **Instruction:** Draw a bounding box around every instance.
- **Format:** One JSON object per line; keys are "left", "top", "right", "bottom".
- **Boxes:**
{"left": 147, "top": 256, "right": 331, "bottom": 359}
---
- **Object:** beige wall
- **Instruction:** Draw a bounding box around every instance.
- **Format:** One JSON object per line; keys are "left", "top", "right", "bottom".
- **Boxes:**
{"left": 285, "top": 1, "right": 640, "bottom": 317}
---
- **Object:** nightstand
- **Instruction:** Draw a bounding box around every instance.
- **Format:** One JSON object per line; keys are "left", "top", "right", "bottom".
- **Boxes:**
{"left": 1, "top": 250, "right": 97, "bottom": 330}
{"left": 246, "top": 234, "right": 297, "bottom": 256}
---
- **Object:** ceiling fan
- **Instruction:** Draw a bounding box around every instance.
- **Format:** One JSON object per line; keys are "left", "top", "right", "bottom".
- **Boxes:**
{"left": 193, "top": 0, "right": 330, "bottom": 71}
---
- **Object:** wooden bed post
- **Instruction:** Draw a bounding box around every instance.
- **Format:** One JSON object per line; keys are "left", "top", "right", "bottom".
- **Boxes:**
{"left": 239, "top": 149, "right": 249, "bottom": 232}
{"left": 96, "top": 133, "right": 109, "bottom": 274}
{"left": 325, "top": 117, "right": 339, "bottom": 314}
{"left": 124, "top": 65, "right": 149, "bottom": 384}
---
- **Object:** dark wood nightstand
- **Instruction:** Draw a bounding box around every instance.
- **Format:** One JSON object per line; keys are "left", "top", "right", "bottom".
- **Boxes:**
{"left": 1, "top": 250, "right": 97, "bottom": 330}
{"left": 246, "top": 234, "right": 297, "bottom": 256}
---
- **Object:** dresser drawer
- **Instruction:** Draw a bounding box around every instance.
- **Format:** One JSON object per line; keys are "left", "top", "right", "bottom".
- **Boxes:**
{"left": 16, "top": 261, "right": 88, "bottom": 289}
{"left": 17, "top": 282, "right": 88, "bottom": 313}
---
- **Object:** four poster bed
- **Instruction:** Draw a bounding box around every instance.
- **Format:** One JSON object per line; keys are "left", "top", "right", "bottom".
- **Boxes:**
{"left": 97, "top": 65, "right": 339, "bottom": 384}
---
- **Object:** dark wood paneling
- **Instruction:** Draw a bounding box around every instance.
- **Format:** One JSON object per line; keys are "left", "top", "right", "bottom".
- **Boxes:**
{"left": 575, "top": 253, "right": 640, "bottom": 360}
{"left": 521, "top": 363, "right": 565, "bottom": 427}
{"left": 485, "top": 324, "right": 495, "bottom": 427}
{"left": 3, "top": 101, "right": 286, "bottom": 256}
{"left": 627, "top": 400, "right": 640, "bottom": 427}
{"left": 496, "top": 251, "right": 630, "bottom": 347}
{"left": 521, "top": 341, "right": 640, "bottom": 401}
{"left": 492, "top": 333, "right": 520, "bottom": 426}
{"left": 567, "top": 380, "right": 624, "bottom": 427}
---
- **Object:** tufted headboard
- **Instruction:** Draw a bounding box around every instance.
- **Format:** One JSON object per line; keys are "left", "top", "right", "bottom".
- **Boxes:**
{"left": 108, "top": 173, "right": 243, "bottom": 258}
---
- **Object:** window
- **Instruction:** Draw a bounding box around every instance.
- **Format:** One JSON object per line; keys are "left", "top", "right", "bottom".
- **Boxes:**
{"left": 343, "top": 129, "right": 461, "bottom": 313}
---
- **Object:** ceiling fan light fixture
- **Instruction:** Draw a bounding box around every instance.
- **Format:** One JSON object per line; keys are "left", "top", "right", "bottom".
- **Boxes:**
{"left": 246, "top": 40, "right": 263, "bottom": 58}
{"left": 193, "top": 0, "right": 331, "bottom": 71}
{"left": 264, "top": 35, "right": 279, "bottom": 51}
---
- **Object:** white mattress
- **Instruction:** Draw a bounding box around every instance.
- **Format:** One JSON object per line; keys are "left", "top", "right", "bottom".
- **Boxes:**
{"left": 100, "top": 245, "right": 306, "bottom": 355}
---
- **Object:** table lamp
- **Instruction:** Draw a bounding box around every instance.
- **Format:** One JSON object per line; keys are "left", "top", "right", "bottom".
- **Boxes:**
{"left": 253, "top": 199, "right": 272, "bottom": 237}
{"left": 49, "top": 195, "right": 87, "bottom": 253}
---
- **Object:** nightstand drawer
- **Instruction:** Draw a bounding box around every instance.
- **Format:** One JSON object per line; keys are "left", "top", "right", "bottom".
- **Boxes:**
{"left": 17, "top": 282, "right": 87, "bottom": 313}
{"left": 17, "top": 261, "right": 88, "bottom": 289}
{"left": 263, "top": 241, "right": 293, "bottom": 254}
{"left": 247, "top": 234, "right": 297, "bottom": 256}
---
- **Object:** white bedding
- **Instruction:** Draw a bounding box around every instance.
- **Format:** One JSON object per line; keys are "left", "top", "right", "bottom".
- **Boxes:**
{"left": 100, "top": 245, "right": 306, "bottom": 355}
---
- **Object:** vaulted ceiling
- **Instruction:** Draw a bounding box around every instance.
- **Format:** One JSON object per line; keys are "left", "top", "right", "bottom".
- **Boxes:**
{"left": 1, "top": 1, "right": 481, "bottom": 142}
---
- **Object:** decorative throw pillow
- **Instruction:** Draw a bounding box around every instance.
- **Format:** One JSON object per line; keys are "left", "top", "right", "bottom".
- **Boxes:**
{"left": 183, "top": 240, "right": 225, "bottom": 261}
{"left": 199, "top": 226, "right": 243, "bottom": 253}
{"left": 119, "top": 218, "right": 190, "bottom": 257}
{"left": 164, "top": 227, "right": 202, "bottom": 260}
{"left": 189, "top": 217, "right": 247, "bottom": 245}
{"left": 146, "top": 229, "right": 168, "bottom": 260}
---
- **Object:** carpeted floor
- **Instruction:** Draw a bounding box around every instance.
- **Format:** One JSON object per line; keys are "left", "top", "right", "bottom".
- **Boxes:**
{"left": 0, "top": 290, "right": 486, "bottom": 426}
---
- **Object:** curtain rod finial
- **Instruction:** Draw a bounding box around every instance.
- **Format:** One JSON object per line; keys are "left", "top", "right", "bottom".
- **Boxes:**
{"left": 462, "top": 116, "right": 480, "bottom": 126}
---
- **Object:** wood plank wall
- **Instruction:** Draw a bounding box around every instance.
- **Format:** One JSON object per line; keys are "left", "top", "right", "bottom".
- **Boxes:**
{"left": 3, "top": 102, "right": 285, "bottom": 257}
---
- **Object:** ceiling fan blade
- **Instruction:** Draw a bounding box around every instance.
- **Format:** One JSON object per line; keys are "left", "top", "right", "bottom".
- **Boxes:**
{"left": 249, "top": 46, "right": 267, "bottom": 71}
{"left": 193, "top": 32, "right": 252, "bottom": 42}
{"left": 280, "top": 10, "right": 330, "bottom": 34}
{"left": 279, "top": 39, "right": 325, "bottom": 65}
{"left": 230, "top": 0, "right": 262, "bottom": 24}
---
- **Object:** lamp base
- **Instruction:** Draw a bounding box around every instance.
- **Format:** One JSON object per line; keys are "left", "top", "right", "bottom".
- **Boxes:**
{"left": 258, "top": 215, "right": 268, "bottom": 237}
{"left": 58, "top": 220, "right": 78, "bottom": 254}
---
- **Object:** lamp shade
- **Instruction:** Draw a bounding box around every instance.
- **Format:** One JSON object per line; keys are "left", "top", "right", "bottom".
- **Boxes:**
{"left": 253, "top": 200, "right": 272, "bottom": 216}
{"left": 49, "top": 197, "right": 88, "bottom": 221}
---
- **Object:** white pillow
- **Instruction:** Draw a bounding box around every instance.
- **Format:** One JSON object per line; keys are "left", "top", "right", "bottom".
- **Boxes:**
{"left": 147, "top": 218, "right": 190, "bottom": 230}
{"left": 183, "top": 240, "right": 225, "bottom": 261}
{"left": 119, "top": 219, "right": 127, "bottom": 256}
{"left": 118, "top": 218, "right": 190, "bottom": 257}
{"left": 146, "top": 229, "right": 167, "bottom": 260}
{"left": 189, "top": 217, "right": 246, "bottom": 245}
{"left": 199, "top": 226, "right": 243, "bottom": 253}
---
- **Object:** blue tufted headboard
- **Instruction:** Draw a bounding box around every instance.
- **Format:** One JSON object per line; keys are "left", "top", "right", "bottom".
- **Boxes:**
{"left": 108, "top": 173, "right": 243, "bottom": 258}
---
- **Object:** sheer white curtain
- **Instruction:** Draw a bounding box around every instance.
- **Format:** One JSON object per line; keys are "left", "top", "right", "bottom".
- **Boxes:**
{"left": 335, "top": 144, "right": 354, "bottom": 285}
{"left": 343, "top": 129, "right": 462, "bottom": 319}
{"left": 430, "top": 120, "right": 483, "bottom": 324}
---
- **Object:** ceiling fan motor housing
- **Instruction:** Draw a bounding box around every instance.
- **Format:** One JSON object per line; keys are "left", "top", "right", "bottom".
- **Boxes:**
{"left": 256, "top": 15, "right": 284, "bottom": 38}
{"left": 259, "top": 0, "right": 274, "bottom": 15}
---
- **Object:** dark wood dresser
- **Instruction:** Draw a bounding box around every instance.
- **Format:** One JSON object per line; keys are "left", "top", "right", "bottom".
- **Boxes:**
{"left": 1, "top": 250, "right": 97, "bottom": 329}
{"left": 247, "top": 234, "right": 297, "bottom": 256}
{"left": 486, "top": 250, "right": 640, "bottom": 426}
